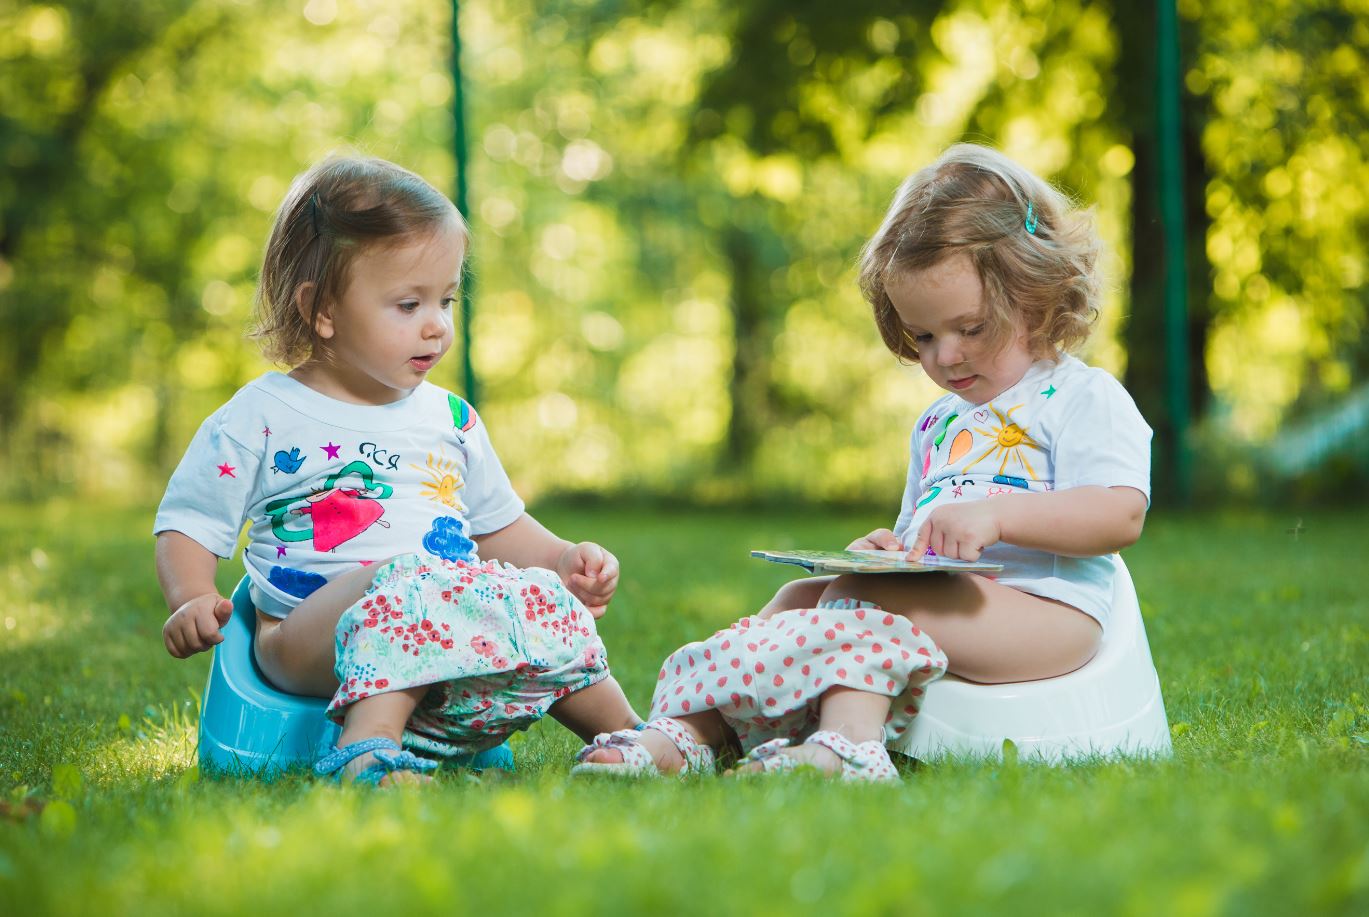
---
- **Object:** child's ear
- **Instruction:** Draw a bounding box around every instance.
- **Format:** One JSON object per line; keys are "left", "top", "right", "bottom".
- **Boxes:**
{"left": 293, "top": 281, "right": 334, "bottom": 340}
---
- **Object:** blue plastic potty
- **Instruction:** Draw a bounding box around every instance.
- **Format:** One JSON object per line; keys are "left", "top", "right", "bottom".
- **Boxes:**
{"left": 198, "top": 577, "right": 514, "bottom": 776}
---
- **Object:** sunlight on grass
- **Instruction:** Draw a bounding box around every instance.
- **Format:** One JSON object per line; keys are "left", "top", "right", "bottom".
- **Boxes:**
{"left": 2, "top": 503, "right": 1367, "bottom": 915}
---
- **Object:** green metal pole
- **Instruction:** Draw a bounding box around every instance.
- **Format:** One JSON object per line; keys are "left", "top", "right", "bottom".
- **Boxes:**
{"left": 1156, "top": 0, "right": 1191, "bottom": 501}
{"left": 452, "top": 0, "right": 477, "bottom": 405}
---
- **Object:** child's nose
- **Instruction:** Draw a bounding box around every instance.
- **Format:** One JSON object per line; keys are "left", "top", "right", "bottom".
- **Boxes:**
{"left": 936, "top": 340, "right": 964, "bottom": 366}
{"left": 422, "top": 308, "right": 449, "bottom": 338}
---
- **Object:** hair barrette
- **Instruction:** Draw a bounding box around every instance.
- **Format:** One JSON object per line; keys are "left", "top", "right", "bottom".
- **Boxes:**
{"left": 1024, "top": 201, "right": 1038, "bottom": 235}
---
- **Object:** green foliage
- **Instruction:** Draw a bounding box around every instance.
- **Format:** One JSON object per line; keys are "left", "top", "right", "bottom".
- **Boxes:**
{"left": 1, "top": 1, "right": 1366, "bottom": 503}
{"left": 1195, "top": 0, "right": 1369, "bottom": 439}
{"left": 1, "top": 502, "right": 1367, "bottom": 913}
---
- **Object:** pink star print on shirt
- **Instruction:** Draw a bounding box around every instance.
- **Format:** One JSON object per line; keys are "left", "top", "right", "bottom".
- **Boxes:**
{"left": 321, "top": 442, "right": 341, "bottom": 459}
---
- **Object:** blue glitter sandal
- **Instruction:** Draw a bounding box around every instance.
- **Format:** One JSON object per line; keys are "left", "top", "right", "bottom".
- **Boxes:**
{"left": 314, "top": 737, "right": 440, "bottom": 786}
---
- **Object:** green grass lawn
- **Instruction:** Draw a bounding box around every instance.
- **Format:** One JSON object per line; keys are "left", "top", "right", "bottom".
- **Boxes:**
{"left": 1, "top": 500, "right": 1366, "bottom": 915}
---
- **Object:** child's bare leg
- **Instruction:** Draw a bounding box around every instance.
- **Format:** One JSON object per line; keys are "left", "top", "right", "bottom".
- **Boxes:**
{"left": 576, "top": 708, "right": 731, "bottom": 774}
{"left": 819, "top": 573, "right": 1101, "bottom": 683}
{"left": 547, "top": 675, "right": 642, "bottom": 743}
{"left": 335, "top": 686, "right": 431, "bottom": 785}
{"left": 254, "top": 558, "right": 398, "bottom": 696}
{"left": 757, "top": 575, "right": 836, "bottom": 619}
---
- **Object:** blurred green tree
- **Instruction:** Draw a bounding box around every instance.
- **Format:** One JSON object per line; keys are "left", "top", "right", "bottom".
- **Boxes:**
{"left": 0, "top": 0, "right": 1364, "bottom": 505}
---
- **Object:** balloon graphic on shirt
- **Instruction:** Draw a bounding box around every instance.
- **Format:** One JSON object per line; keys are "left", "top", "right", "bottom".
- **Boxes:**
{"left": 449, "top": 394, "right": 478, "bottom": 434}
{"left": 945, "top": 429, "right": 973, "bottom": 466}
{"left": 263, "top": 460, "right": 394, "bottom": 553}
{"left": 925, "top": 413, "right": 959, "bottom": 475}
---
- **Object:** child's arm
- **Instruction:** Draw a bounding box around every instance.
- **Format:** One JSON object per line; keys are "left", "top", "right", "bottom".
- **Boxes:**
{"left": 475, "top": 513, "right": 619, "bottom": 618}
{"left": 156, "top": 531, "right": 235, "bottom": 658}
{"left": 906, "top": 485, "right": 1147, "bottom": 562}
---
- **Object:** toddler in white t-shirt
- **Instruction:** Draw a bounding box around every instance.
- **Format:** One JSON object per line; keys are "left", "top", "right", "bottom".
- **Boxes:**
{"left": 574, "top": 144, "right": 1151, "bottom": 781}
{"left": 155, "top": 155, "right": 642, "bottom": 785}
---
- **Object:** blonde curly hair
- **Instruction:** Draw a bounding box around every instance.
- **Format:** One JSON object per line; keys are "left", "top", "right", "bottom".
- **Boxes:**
{"left": 859, "top": 144, "right": 1101, "bottom": 363}
{"left": 251, "top": 155, "right": 467, "bottom": 366}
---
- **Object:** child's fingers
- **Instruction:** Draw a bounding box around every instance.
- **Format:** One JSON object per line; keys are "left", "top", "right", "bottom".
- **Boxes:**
{"left": 874, "top": 529, "right": 902, "bottom": 550}
{"left": 595, "top": 550, "right": 620, "bottom": 582}
{"left": 213, "top": 596, "right": 234, "bottom": 626}
{"left": 576, "top": 542, "right": 604, "bottom": 578}
{"left": 164, "top": 624, "right": 184, "bottom": 658}
{"left": 907, "top": 523, "right": 932, "bottom": 560}
{"left": 194, "top": 613, "right": 224, "bottom": 650}
{"left": 574, "top": 573, "right": 615, "bottom": 601}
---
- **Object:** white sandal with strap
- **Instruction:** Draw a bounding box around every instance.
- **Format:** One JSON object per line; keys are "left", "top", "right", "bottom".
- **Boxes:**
{"left": 733, "top": 730, "right": 900, "bottom": 783}
{"left": 732, "top": 738, "right": 801, "bottom": 775}
{"left": 570, "top": 716, "right": 716, "bottom": 778}
{"left": 804, "top": 730, "right": 900, "bottom": 782}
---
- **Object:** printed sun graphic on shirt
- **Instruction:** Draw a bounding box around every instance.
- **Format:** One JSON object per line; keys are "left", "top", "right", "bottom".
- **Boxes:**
{"left": 412, "top": 450, "right": 466, "bottom": 510}
{"left": 965, "top": 402, "right": 1044, "bottom": 478}
{"left": 263, "top": 460, "right": 395, "bottom": 553}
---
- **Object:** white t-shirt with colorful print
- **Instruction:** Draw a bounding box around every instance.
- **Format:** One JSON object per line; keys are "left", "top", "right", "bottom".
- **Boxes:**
{"left": 892, "top": 354, "right": 1152, "bottom": 630}
{"left": 154, "top": 372, "right": 525, "bottom": 618}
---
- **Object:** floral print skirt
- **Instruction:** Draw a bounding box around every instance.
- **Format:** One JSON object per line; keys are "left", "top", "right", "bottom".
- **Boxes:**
{"left": 649, "top": 598, "right": 948, "bottom": 752}
{"left": 327, "top": 553, "right": 609, "bottom": 759}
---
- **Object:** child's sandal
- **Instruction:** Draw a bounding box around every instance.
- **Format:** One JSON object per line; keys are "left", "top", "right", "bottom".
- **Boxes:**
{"left": 731, "top": 738, "right": 802, "bottom": 775}
{"left": 570, "top": 716, "right": 716, "bottom": 778}
{"left": 803, "top": 730, "right": 900, "bottom": 783}
{"left": 730, "top": 731, "right": 900, "bottom": 783}
{"left": 314, "top": 737, "right": 440, "bottom": 786}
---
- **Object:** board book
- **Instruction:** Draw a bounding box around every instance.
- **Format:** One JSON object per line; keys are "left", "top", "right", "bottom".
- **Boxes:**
{"left": 750, "top": 549, "right": 1003, "bottom": 575}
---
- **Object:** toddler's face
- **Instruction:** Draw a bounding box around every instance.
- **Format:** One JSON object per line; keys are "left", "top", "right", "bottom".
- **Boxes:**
{"left": 885, "top": 254, "right": 1034, "bottom": 405}
{"left": 310, "top": 221, "right": 464, "bottom": 405}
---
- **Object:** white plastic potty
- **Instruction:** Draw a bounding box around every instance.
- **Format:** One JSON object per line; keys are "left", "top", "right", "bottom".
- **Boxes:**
{"left": 894, "top": 556, "right": 1171, "bottom": 764}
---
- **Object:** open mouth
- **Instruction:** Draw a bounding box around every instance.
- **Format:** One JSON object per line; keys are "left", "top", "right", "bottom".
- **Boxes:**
{"left": 409, "top": 354, "right": 438, "bottom": 371}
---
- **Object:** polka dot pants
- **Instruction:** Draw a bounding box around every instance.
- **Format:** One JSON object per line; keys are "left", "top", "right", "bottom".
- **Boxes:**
{"left": 649, "top": 598, "right": 948, "bottom": 752}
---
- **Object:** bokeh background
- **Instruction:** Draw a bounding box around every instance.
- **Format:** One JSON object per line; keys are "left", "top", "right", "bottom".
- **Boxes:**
{"left": 2, "top": 0, "right": 1367, "bottom": 509}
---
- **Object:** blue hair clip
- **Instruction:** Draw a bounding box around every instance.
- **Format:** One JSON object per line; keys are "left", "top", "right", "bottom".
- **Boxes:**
{"left": 1024, "top": 201, "right": 1038, "bottom": 235}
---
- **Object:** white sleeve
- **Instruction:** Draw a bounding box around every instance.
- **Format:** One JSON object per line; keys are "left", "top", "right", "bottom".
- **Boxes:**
{"left": 893, "top": 402, "right": 943, "bottom": 542}
{"left": 892, "top": 429, "right": 923, "bottom": 543}
{"left": 1052, "top": 373, "right": 1153, "bottom": 505}
{"left": 457, "top": 405, "right": 527, "bottom": 535}
{"left": 153, "top": 412, "right": 260, "bottom": 557}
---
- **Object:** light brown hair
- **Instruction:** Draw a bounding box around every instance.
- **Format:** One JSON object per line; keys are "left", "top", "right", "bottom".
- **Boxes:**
{"left": 859, "top": 144, "right": 1100, "bottom": 363}
{"left": 251, "top": 155, "right": 467, "bottom": 365}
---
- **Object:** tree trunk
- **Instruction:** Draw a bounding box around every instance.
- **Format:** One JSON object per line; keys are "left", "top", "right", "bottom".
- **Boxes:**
{"left": 722, "top": 224, "right": 769, "bottom": 469}
{"left": 1115, "top": 1, "right": 1211, "bottom": 503}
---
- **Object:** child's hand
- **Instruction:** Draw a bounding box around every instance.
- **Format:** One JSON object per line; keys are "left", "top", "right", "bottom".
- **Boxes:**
{"left": 162, "top": 592, "right": 234, "bottom": 658}
{"left": 907, "top": 501, "right": 1002, "bottom": 562}
{"left": 556, "top": 541, "right": 619, "bottom": 619}
{"left": 846, "top": 528, "right": 904, "bottom": 551}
